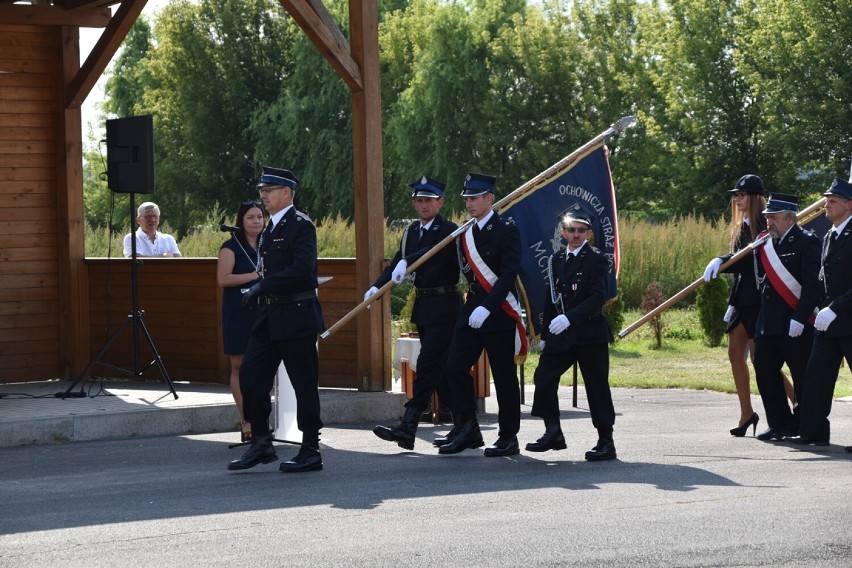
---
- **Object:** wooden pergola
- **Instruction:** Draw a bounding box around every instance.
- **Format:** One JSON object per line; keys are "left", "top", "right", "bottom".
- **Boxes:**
{"left": 0, "top": 0, "right": 389, "bottom": 390}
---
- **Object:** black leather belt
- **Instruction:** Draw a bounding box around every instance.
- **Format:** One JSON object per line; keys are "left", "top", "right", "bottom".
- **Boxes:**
{"left": 415, "top": 285, "right": 458, "bottom": 298}
{"left": 264, "top": 291, "right": 316, "bottom": 304}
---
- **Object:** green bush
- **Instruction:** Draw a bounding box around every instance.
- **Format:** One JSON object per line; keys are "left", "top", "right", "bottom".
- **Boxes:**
{"left": 604, "top": 295, "right": 625, "bottom": 340}
{"left": 696, "top": 275, "right": 730, "bottom": 347}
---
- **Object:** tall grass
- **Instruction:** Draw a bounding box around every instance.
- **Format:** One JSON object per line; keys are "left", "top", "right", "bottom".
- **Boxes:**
{"left": 85, "top": 207, "right": 731, "bottom": 309}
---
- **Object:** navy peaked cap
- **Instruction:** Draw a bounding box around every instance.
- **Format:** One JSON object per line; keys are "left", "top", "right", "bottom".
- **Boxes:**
{"left": 461, "top": 172, "right": 496, "bottom": 197}
{"left": 410, "top": 176, "right": 446, "bottom": 198}
{"left": 258, "top": 166, "right": 299, "bottom": 189}
{"left": 762, "top": 193, "right": 799, "bottom": 214}
{"left": 824, "top": 178, "right": 852, "bottom": 200}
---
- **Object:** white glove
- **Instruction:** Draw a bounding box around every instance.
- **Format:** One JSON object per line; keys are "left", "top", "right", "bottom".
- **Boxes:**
{"left": 363, "top": 286, "right": 378, "bottom": 308}
{"left": 391, "top": 260, "right": 407, "bottom": 284}
{"left": 814, "top": 307, "right": 837, "bottom": 332}
{"left": 703, "top": 257, "right": 723, "bottom": 282}
{"left": 468, "top": 306, "right": 490, "bottom": 329}
{"left": 548, "top": 314, "right": 570, "bottom": 335}
{"left": 723, "top": 305, "right": 736, "bottom": 324}
{"left": 538, "top": 340, "right": 545, "bottom": 351}
{"left": 788, "top": 320, "right": 804, "bottom": 338}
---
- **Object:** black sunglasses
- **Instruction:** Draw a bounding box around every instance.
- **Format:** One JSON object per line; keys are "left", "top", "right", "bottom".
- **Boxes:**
{"left": 564, "top": 227, "right": 589, "bottom": 233}
{"left": 242, "top": 199, "right": 262, "bottom": 206}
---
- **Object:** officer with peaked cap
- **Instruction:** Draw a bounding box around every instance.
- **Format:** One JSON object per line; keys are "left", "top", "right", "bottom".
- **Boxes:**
{"left": 437, "top": 172, "right": 525, "bottom": 457}
{"left": 526, "top": 213, "right": 618, "bottom": 460}
{"left": 748, "top": 193, "right": 821, "bottom": 441}
{"left": 367, "top": 176, "right": 462, "bottom": 450}
{"left": 793, "top": 178, "right": 852, "bottom": 449}
{"left": 228, "top": 166, "right": 326, "bottom": 473}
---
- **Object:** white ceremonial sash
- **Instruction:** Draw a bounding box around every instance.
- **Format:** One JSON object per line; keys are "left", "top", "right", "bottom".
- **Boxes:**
{"left": 462, "top": 227, "right": 528, "bottom": 360}
{"left": 758, "top": 233, "right": 817, "bottom": 325}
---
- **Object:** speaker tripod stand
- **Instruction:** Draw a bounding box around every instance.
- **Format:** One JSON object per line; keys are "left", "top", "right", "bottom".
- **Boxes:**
{"left": 59, "top": 192, "right": 177, "bottom": 400}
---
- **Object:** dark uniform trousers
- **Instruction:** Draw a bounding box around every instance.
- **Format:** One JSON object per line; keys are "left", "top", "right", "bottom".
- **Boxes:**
{"left": 239, "top": 206, "right": 325, "bottom": 439}
{"left": 753, "top": 225, "right": 822, "bottom": 431}
{"left": 371, "top": 215, "right": 461, "bottom": 413}
{"left": 241, "top": 328, "right": 322, "bottom": 437}
{"left": 798, "top": 226, "right": 852, "bottom": 441}
{"left": 446, "top": 213, "right": 522, "bottom": 439}
{"left": 531, "top": 245, "right": 615, "bottom": 431}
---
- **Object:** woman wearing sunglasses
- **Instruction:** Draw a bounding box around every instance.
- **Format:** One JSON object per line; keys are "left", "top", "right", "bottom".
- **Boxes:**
{"left": 217, "top": 200, "right": 265, "bottom": 442}
{"left": 703, "top": 175, "right": 793, "bottom": 438}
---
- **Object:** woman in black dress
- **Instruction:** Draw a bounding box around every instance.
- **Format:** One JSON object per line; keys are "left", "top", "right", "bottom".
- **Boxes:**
{"left": 217, "top": 200, "right": 265, "bottom": 441}
{"left": 704, "top": 175, "right": 793, "bottom": 436}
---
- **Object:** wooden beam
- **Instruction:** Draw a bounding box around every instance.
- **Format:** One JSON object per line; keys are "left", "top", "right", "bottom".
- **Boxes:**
{"left": 278, "top": 0, "right": 362, "bottom": 92}
{"left": 348, "top": 0, "right": 387, "bottom": 391}
{"left": 0, "top": 5, "right": 111, "bottom": 27}
{"left": 65, "top": 0, "right": 147, "bottom": 109}
{"left": 57, "top": 26, "right": 89, "bottom": 380}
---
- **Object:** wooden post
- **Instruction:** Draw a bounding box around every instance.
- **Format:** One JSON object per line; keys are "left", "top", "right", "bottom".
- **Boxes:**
{"left": 349, "top": 0, "right": 388, "bottom": 391}
{"left": 57, "top": 25, "right": 88, "bottom": 379}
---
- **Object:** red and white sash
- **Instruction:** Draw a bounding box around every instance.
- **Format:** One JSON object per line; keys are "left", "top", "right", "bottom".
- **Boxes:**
{"left": 757, "top": 231, "right": 817, "bottom": 325}
{"left": 462, "top": 226, "right": 528, "bottom": 361}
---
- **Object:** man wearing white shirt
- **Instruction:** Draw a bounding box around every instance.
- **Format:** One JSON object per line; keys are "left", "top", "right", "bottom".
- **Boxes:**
{"left": 791, "top": 179, "right": 852, "bottom": 449}
{"left": 123, "top": 202, "right": 181, "bottom": 258}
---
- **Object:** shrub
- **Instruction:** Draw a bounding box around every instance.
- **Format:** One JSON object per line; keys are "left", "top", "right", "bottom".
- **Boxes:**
{"left": 604, "top": 295, "right": 625, "bottom": 340}
{"left": 696, "top": 275, "right": 729, "bottom": 347}
{"left": 640, "top": 281, "right": 666, "bottom": 349}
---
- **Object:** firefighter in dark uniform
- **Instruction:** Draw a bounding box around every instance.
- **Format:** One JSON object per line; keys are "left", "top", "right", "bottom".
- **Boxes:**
{"left": 526, "top": 214, "right": 617, "bottom": 461}
{"left": 368, "top": 177, "right": 462, "bottom": 450}
{"left": 228, "top": 166, "right": 325, "bottom": 473}
{"left": 437, "top": 172, "right": 525, "bottom": 457}
{"left": 750, "top": 194, "right": 821, "bottom": 440}
{"left": 792, "top": 178, "right": 852, "bottom": 449}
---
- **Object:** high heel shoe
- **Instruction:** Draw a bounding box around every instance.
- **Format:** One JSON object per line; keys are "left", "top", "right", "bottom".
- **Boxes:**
{"left": 240, "top": 420, "right": 253, "bottom": 443}
{"left": 729, "top": 412, "right": 759, "bottom": 437}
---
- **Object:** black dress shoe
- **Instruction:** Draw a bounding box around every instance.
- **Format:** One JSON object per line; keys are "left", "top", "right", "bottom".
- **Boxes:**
{"left": 756, "top": 427, "right": 789, "bottom": 441}
{"left": 845, "top": 446, "right": 852, "bottom": 453}
{"left": 438, "top": 418, "right": 484, "bottom": 454}
{"left": 785, "top": 436, "right": 829, "bottom": 447}
{"left": 526, "top": 424, "right": 567, "bottom": 452}
{"left": 279, "top": 446, "right": 323, "bottom": 472}
{"left": 484, "top": 436, "right": 520, "bottom": 457}
{"left": 373, "top": 407, "right": 420, "bottom": 450}
{"left": 228, "top": 433, "right": 277, "bottom": 470}
{"left": 584, "top": 439, "right": 617, "bottom": 461}
{"left": 433, "top": 420, "right": 464, "bottom": 447}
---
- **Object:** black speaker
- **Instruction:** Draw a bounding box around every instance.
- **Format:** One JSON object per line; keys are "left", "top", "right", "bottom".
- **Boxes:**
{"left": 106, "top": 114, "right": 154, "bottom": 194}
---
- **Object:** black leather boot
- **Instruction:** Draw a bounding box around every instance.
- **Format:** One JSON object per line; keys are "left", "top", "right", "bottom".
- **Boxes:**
{"left": 433, "top": 413, "right": 463, "bottom": 447}
{"left": 584, "top": 427, "right": 616, "bottom": 461}
{"left": 373, "top": 407, "right": 420, "bottom": 450}
{"left": 438, "top": 416, "right": 484, "bottom": 455}
{"left": 280, "top": 432, "right": 323, "bottom": 473}
{"left": 228, "top": 432, "right": 277, "bottom": 470}
{"left": 525, "top": 421, "right": 567, "bottom": 452}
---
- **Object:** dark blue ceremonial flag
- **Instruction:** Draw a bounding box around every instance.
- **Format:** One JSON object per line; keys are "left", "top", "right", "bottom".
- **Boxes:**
{"left": 502, "top": 145, "right": 619, "bottom": 338}
{"left": 801, "top": 208, "right": 831, "bottom": 239}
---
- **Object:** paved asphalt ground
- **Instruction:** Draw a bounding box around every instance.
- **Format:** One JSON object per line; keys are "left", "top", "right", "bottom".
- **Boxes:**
{"left": 1, "top": 386, "right": 851, "bottom": 567}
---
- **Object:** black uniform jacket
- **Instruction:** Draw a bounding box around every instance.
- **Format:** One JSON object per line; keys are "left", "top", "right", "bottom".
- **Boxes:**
{"left": 820, "top": 222, "right": 852, "bottom": 338}
{"left": 541, "top": 244, "right": 614, "bottom": 351}
{"left": 754, "top": 224, "right": 821, "bottom": 337}
{"left": 255, "top": 207, "right": 324, "bottom": 340}
{"left": 456, "top": 212, "right": 521, "bottom": 333}
{"left": 721, "top": 221, "right": 765, "bottom": 308}
{"left": 373, "top": 214, "right": 461, "bottom": 326}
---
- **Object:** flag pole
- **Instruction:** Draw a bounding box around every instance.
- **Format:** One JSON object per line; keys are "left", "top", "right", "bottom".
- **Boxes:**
{"left": 617, "top": 196, "right": 827, "bottom": 339}
{"left": 320, "top": 115, "right": 638, "bottom": 340}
